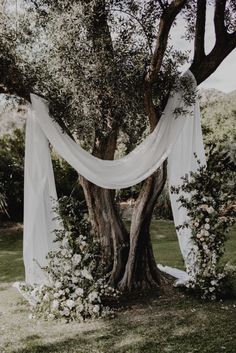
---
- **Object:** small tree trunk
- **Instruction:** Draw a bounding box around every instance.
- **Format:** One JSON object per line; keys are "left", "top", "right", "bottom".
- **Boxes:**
{"left": 118, "top": 162, "right": 167, "bottom": 291}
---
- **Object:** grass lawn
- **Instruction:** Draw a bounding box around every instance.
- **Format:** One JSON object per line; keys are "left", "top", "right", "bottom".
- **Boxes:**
{"left": 0, "top": 221, "right": 236, "bottom": 353}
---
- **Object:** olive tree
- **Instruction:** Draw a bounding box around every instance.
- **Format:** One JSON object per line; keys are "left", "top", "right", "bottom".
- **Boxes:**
{"left": 0, "top": 0, "right": 235, "bottom": 291}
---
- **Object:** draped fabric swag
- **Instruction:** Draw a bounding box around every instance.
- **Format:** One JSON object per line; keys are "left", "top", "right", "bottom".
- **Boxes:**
{"left": 24, "top": 70, "right": 206, "bottom": 285}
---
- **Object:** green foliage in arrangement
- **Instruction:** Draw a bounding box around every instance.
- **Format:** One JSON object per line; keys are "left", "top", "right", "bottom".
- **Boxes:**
{"left": 171, "top": 146, "right": 236, "bottom": 299}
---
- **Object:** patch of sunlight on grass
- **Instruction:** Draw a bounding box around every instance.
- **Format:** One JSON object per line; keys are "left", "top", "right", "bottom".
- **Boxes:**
{"left": 0, "top": 226, "right": 24, "bottom": 282}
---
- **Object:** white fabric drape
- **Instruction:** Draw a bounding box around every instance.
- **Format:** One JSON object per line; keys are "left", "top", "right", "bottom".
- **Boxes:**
{"left": 24, "top": 70, "right": 206, "bottom": 285}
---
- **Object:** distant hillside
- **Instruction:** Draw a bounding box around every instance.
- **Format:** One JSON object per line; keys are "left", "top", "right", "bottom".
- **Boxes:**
{"left": 199, "top": 88, "right": 236, "bottom": 118}
{"left": 199, "top": 88, "right": 236, "bottom": 141}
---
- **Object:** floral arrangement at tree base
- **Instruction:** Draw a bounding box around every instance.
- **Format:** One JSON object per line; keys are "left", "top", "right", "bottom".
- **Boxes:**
{"left": 19, "top": 196, "right": 120, "bottom": 322}
{"left": 171, "top": 146, "right": 235, "bottom": 300}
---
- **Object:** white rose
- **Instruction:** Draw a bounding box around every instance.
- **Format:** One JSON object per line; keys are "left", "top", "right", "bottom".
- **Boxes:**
{"left": 194, "top": 222, "right": 199, "bottom": 227}
{"left": 61, "top": 249, "right": 67, "bottom": 256}
{"left": 205, "top": 218, "right": 210, "bottom": 223}
{"left": 93, "top": 305, "right": 100, "bottom": 314}
{"left": 55, "top": 281, "right": 62, "bottom": 289}
{"left": 64, "top": 264, "right": 71, "bottom": 272}
{"left": 196, "top": 233, "right": 201, "bottom": 239}
{"left": 88, "top": 291, "right": 99, "bottom": 303}
{"left": 62, "top": 307, "right": 70, "bottom": 316}
{"left": 52, "top": 300, "right": 59, "bottom": 310}
{"left": 73, "top": 254, "right": 82, "bottom": 264}
{"left": 203, "top": 244, "right": 208, "bottom": 250}
{"left": 75, "top": 288, "right": 84, "bottom": 296}
{"left": 205, "top": 224, "right": 210, "bottom": 230}
{"left": 72, "top": 276, "right": 78, "bottom": 284}
{"left": 66, "top": 299, "right": 75, "bottom": 309}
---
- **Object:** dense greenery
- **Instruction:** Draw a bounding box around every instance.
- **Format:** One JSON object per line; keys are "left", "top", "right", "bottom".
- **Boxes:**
{"left": 0, "top": 129, "right": 79, "bottom": 221}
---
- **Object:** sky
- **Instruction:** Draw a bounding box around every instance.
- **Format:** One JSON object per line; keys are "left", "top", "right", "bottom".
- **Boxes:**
{"left": 171, "top": 6, "right": 236, "bottom": 93}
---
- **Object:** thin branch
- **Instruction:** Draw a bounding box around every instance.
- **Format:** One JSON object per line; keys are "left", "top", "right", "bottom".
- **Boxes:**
{"left": 157, "top": 0, "right": 167, "bottom": 11}
{"left": 214, "top": 0, "right": 227, "bottom": 41}
{"left": 112, "top": 8, "right": 153, "bottom": 54}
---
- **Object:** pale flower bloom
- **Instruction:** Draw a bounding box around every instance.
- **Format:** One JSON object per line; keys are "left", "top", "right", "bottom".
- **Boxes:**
{"left": 75, "top": 288, "right": 84, "bottom": 296}
{"left": 73, "top": 254, "right": 82, "bottom": 264}
{"left": 88, "top": 291, "right": 99, "bottom": 302}
{"left": 72, "top": 276, "right": 78, "bottom": 284}
{"left": 52, "top": 300, "right": 59, "bottom": 310}
{"left": 77, "top": 304, "right": 84, "bottom": 312}
{"left": 81, "top": 269, "right": 93, "bottom": 280}
{"left": 66, "top": 299, "right": 75, "bottom": 309}
{"left": 93, "top": 304, "right": 100, "bottom": 314}
{"left": 62, "top": 237, "right": 70, "bottom": 249}
{"left": 205, "top": 224, "right": 210, "bottom": 230}
{"left": 43, "top": 293, "right": 50, "bottom": 301}
{"left": 62, "top": 307, "right": 70, "bottom": 316}
{"left": 207, "top": 206, "right": 214, "bottom": 214}
{"left": 48, "top": 313, "right": 55, "bottom": 319}
{"left": 55, "top": 281, "right": 62, "bottom": 289}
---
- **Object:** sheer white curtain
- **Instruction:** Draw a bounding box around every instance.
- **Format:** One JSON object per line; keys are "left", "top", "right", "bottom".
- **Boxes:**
{"left": 23, "top": 70, "right": 206, "bottom": 285}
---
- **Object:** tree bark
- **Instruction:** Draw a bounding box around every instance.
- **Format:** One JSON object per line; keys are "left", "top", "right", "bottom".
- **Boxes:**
{"left": 118, "top": 162, "right": 167, "bottom": 291}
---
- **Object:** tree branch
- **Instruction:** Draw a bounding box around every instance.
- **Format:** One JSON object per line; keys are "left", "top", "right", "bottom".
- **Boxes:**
{"left": 144, "top": 0, "right": 187, "bottom": 130}
{"left": 193, "top": 0, "right": 207, "bottom": 64}
{"left": 190, "top": 0, "right": 236, "bottom": 85}
{"left": 214, "top": 0, "right": 227, "bottom": 40}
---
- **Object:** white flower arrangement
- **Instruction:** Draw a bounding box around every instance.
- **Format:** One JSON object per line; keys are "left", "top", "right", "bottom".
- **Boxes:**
{"left": 171, "top": 147, "right": 235, "bottom": 300}
{"left": 19, "top": 196, "right": 120, "bottom": 321}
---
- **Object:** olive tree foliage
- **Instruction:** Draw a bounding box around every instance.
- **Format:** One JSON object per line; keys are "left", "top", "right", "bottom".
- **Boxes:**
{"left": 0, "top": 0, "right": 189, "bottom": 149}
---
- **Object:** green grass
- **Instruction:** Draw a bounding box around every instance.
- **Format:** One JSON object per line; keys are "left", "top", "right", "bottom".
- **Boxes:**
{"left": 0, "top": 222, "right": 236, "bottom": 353}
{"left": 0, "top": 226, "right": 24, "bottom": 282}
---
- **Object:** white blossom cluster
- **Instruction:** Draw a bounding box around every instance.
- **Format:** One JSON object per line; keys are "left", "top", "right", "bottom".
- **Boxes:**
{"left": 20, "top": 231, "right": 120, "bottom": 322}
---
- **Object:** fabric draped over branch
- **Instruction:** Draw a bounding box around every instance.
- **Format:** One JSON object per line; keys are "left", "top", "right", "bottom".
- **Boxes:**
{"left": 24, "top": 70, "right": 206, "bottom": 285}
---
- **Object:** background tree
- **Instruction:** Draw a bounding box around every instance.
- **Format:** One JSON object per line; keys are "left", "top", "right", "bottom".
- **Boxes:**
{"left": 0, "top": 0, "right": 235, "bottom": 292}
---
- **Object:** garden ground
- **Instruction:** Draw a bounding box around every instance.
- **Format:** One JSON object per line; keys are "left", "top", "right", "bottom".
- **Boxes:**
{"left": 0, "top": 221, "right": 235, "bottom": 353}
